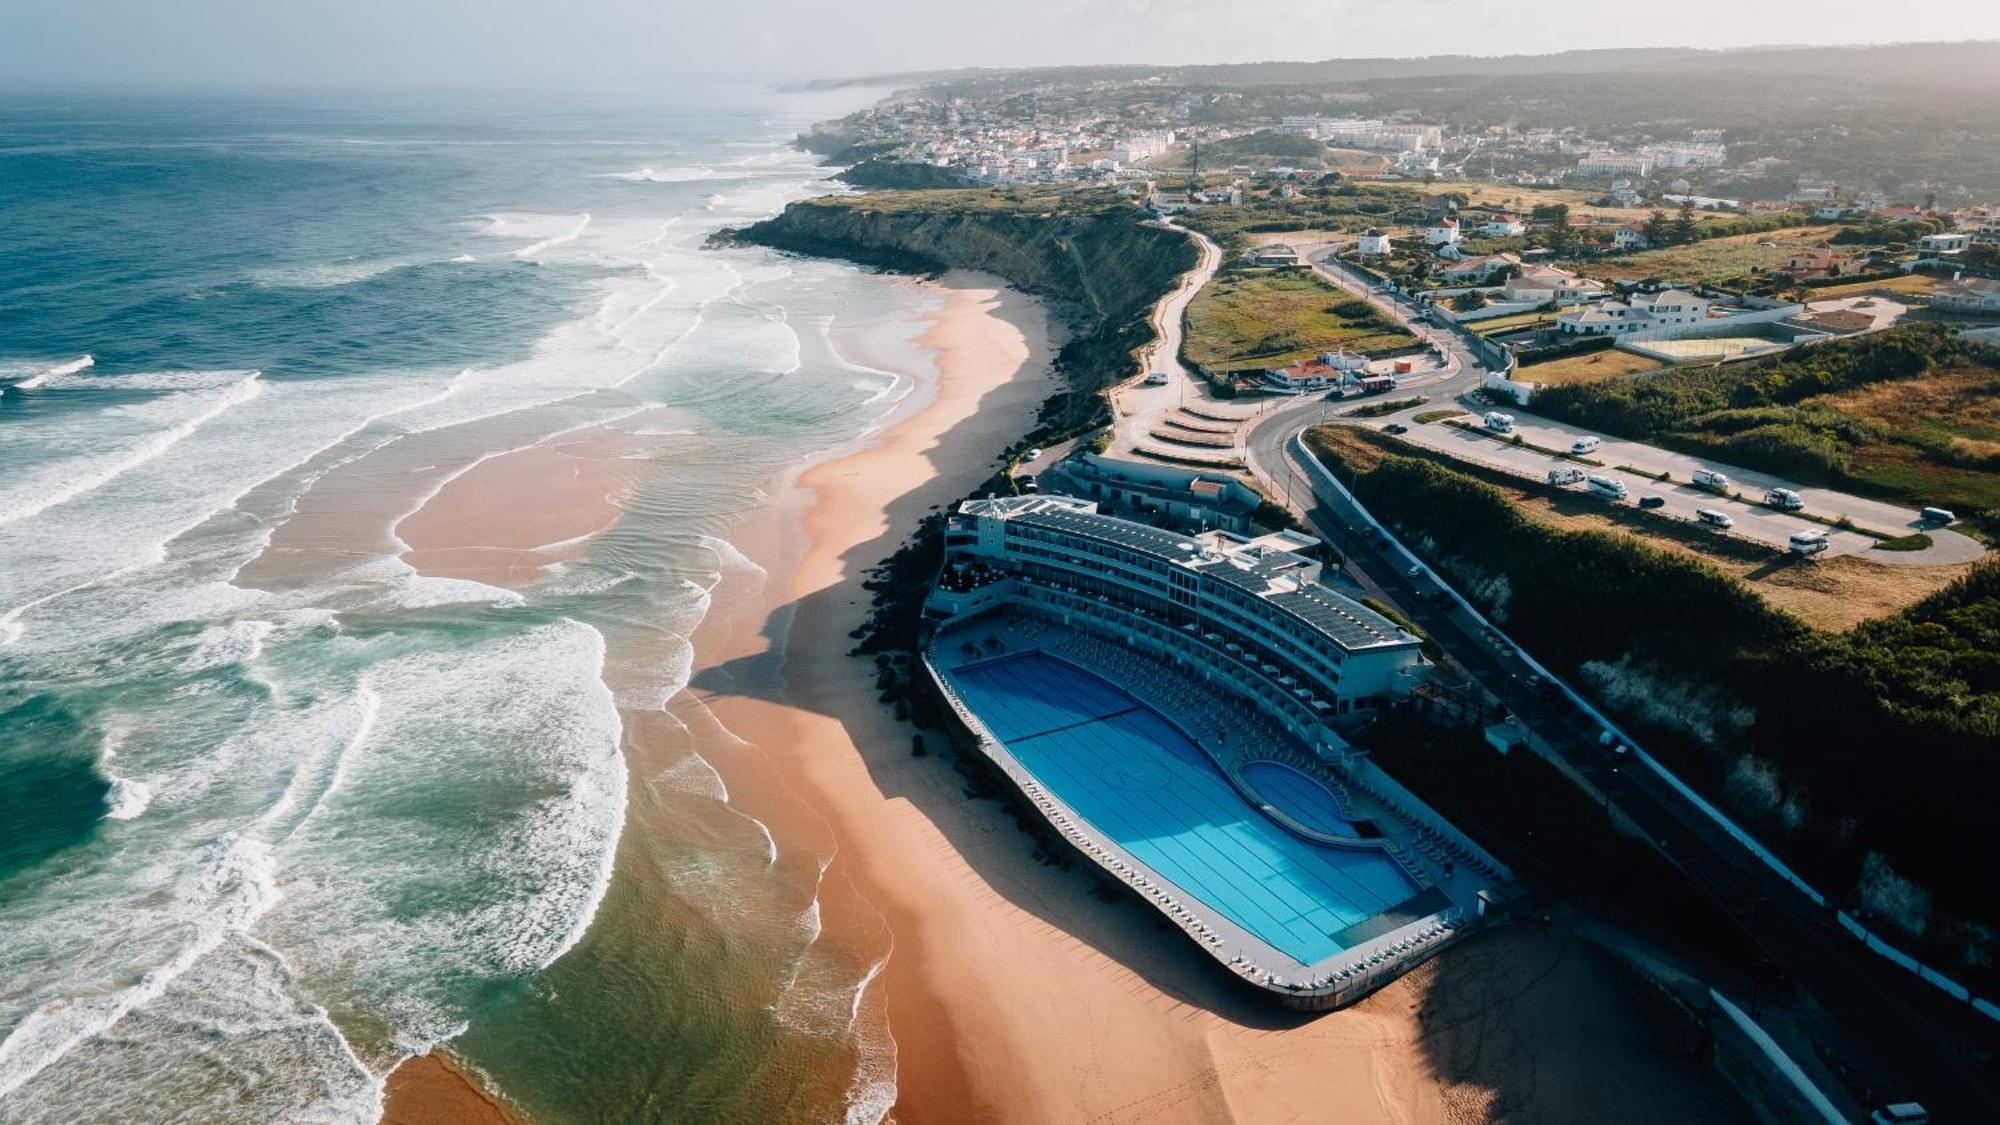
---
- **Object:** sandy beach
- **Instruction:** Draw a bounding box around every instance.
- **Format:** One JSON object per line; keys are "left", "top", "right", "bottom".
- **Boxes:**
{"left": 680, "top": 273, "right": 1745, "bottom": 1124}
{"left": 376, "top": 268, "right": 1740, "bottom": 1125}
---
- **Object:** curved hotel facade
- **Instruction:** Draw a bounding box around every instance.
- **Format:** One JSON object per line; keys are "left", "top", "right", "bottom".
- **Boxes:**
{"left": 920, "top": 495, "right": 1510, "bottom": 1009}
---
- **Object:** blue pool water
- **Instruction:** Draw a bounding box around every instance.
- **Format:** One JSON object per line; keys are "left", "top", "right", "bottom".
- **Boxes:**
{"left": 948, "top": 652, "right": 1420, "bottom": 965}
{"left": 1242, "top": 760, "right": 1363, "bottom": 838}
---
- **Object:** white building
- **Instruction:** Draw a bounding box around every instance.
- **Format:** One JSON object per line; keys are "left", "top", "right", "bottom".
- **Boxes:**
{"left": 1480, "top": 215, "right": 1526, "bottom": 237}
{"left": 1423, "top": 218, "right": 1461, "bottom": 247}
{"left": 1356, "top": 229, "right": 1393, "bottom": 256}
{"left": 1576, "top": 152, "right": 1654, "bottom": 178}
{"left": 1932, "top": 277, "right": 2000, "bottom": 313}
{"left": 1919, "top": 233, "right": 1972, "bottom": 259}
{"left": 926, "top": 495, "right": 1429, "bottom": 707}
{"left": 1500, "top": 265, "right": 1606, "bottom": 304}
{"left": 1557, "top": 288, "right": 1711, "bottom": 336}
{"left": 1613, "top": 222, "right": 1651, "bottom": 251}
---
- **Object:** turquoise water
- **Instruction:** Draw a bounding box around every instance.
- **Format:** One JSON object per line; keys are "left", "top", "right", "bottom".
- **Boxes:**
{"left": 946, "top": 653, "right": 1420, "bottom": 966}
{"left": 1241, "top": 760, "right": 1365, "bottom": 838}
{"left": 0, "top": 85, "right": 915, "bottom": 1122}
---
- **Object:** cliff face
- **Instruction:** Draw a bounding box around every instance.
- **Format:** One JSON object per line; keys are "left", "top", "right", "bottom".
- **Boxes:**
{"left": 731, "top": 196, "right": 1198, "bottom": 434}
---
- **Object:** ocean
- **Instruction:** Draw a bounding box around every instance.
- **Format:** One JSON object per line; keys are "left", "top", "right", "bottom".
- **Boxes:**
{"left": 0, "top": 84, "right": 922, "bottom": 1122}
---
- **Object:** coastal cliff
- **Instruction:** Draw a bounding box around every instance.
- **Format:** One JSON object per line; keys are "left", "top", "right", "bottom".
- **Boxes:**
{"left": 729, "top": 190, "right": 1199, "bottom": 434}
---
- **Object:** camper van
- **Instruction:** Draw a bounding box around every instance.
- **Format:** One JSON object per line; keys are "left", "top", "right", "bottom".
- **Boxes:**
{"left": 1765, "top": 487, "right": 1805, "bottom": 511}
{"left": 1570, "top": 436, "right": 1601, "bottom": 455}
{"left": 1696, "top": 508, "right": 1734, "bottom": 528}
{"left": 1789, "top": 529, "right": 1830, "bottom": 556}
{"left": 1692, "top": 468, "right": 1730, "bottom": 491}
{"left": 1143, "top": 371, "right": 1170, "bottom": 386}
{"left": 1547, "top": 467, "right": 1584, "bottom": 487}
{"left": 1921, "top": 506, "right": 1957, "bottom": 525}
{"left": 1482, "top": 411, "right": 1516, "bottom": 434}
{"left": 1586, "top": 474, "right": 1628, "bottom": 500}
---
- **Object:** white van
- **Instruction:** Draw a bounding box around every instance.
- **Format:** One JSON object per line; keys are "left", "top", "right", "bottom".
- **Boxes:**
{"left": 1789, "top": 529, "right": 1830, "bottom": 556}
{"left": 1547, "top": 467, "right": 1584, "bottom": 487}
{"left": 1482, "top": 411, "right": 1516, "bottom": 434}
{"left": 1696, "top": 508, "right": 1734, "bottom": 528}
{"left": 1570, "top": 436, "right": 1601, "bottom": 455}
{"left": 1692, "top": 468, "right": 1730, "bottom": 491}
{"left": 1586, "top": 474, "right": 1627, "bottom": 500}
{"left": 1920, "top": 506, "right": 1957, "bottom": 525}
{"left": 1765, "top": 487, "right": 1804, "bottom": 511}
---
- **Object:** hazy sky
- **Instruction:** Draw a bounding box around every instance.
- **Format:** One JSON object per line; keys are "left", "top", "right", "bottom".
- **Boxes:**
{"left": 4, "top": 0, "right": 1997, "bottom": 89}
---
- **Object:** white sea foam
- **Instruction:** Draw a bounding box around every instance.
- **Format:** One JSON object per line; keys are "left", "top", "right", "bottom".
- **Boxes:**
{"left": 102, "top": 777, "right": 154, "bottom": 821}
{"left": 0, "top": 372, "right": 262, "bottom": 530}
{"left": 247, "top": 257, "right": 413, "bottom": 289}
{"left": 11, "top": 354, "right": 93, "bottom": 389}
{"left": 0, "top": 835, "right": 281, "bottom": 1099}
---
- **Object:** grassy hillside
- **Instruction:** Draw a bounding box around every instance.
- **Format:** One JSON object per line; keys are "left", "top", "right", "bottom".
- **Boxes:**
{"left": 1182, "top": 269, "right": 1419, "bottom": 371}
{"left": 1306, "top": 427, "right": 2000, "bottom": 981}
{"left": 731, "top": 188, "right": 1199, "bottom": 436}
{"left": 1530, "top": 326, "right": 2000, "bottom": 535}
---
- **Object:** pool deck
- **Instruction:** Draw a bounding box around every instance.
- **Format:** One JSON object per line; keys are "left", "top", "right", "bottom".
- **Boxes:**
{"left": 923, "top": 609, "right": 1511, "bottom": 1010}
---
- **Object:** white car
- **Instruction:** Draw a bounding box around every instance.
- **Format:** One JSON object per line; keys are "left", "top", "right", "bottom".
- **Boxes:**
{"left": 1022, "top": 448, "right": 1043, "bottom": 462}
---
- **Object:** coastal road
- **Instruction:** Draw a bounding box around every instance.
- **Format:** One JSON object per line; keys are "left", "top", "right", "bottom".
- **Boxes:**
{"left": 1241, "top": 416, "right": 2000, "bottom": 1119}
{"left": 1107, "top": 221, "right": 1224, "bottom": 454}
{"left": 1215, "top": 251, "right": 1999, "bottom": 1117}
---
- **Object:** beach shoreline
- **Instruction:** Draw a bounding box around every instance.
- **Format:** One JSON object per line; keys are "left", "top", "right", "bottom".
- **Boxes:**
{"left": 374, "top": 260, "right": 1743, "bottom": 1125}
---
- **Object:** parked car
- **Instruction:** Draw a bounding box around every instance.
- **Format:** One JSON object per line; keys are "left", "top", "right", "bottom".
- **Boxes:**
{"left": 1021, "top": 447, "right": 1042, "bottom": 462}
{"left": 1383, "top": 422, "right": 1408, "bottom": 435}
{"left": 1639, "top": 495, "right": 1666, "bottom": 509}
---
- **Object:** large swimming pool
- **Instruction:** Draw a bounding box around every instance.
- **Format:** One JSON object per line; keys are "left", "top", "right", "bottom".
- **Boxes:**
{"left": 948, "top": 651, "right": 1422, "bottom": 965}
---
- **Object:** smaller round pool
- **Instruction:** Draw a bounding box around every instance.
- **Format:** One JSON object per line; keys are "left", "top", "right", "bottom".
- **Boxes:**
{"left": 1242, "top": 760, "right": 1362, "bottom": 838}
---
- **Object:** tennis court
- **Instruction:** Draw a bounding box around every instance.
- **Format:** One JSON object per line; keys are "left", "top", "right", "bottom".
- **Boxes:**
{"left": 949, "top": 651, "right": 1421, "bottom": 965}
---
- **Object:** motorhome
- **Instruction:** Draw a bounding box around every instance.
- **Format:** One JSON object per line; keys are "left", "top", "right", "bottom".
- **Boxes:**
{"left": 1789, "top": 529, "right": 1830, "bottom": 556}
{"left": 1765, "top": 487, "right": 1804, "bottom": 511}
{"left": 1357, "top": 375, "right": 1397, "bottom": 395}
{"left": 1921, "top": 506, "right": 1957, "bottom": 525}
{"left": 1547, "top": 467, "right": 1584, "bottom": 487}
{"left": 1692, "top": 468, "right": 1730, "bottom": 491}
{"left": 1696, "top": 508, "right": 1734, "bottom": 528}
{"left": 1144, "top": 371, "right": 1170, "bottom": 386}
{"left": 1482, "top": 411, "right": 1516, "bottom": 434}
{"left": 1570, "top": 436, "right": 1601, "bottom": 455}
{"left": 1586, "top": 474, "right": 1627, "bottom": 500}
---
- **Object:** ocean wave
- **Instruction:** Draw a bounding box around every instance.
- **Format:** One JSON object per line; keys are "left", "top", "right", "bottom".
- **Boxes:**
{"left": 480, "top": 211, "right": 592, "bottom": 259}
{"left": 0, "top": 835, "right": 281, "bottom": 1100}
{"left": 0, "top": 372, "right": 263, "bottom": 531}
{"left": 10, "top": 354, "right": 94, "bottom": 390}
{"left": 245, "top": 257, "right": 428, "bottom": 290}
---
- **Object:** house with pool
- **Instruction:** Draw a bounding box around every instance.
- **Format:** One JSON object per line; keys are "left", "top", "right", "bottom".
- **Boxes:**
{"left": 919, "top": 495, "right": 1512, "bottom": 1009}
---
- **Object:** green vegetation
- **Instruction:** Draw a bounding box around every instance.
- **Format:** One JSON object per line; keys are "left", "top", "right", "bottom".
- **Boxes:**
{"left": 1530, "top": 326, "right": 2000, "bottom": 534}
{"left": 1182, "top": 269, "right": 1418, "bottom": 371}
{"left": 1412, "top": 408, "right": 1464, "bottom": 424}
{"left": 1570, "top": 225, "right": 1839, "bottom": 284}
{"left": 1180, "top": 182, "right": 1425, "bottom": 255}
{"left": 1874, "top": 532, "right": 1935, "bottom": 552}
{"left": 1305, "top": 428, "right": 2000, "bottom": 975}
{"left": 1344, "top": 395, "right": 1427, "bottom": 418}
